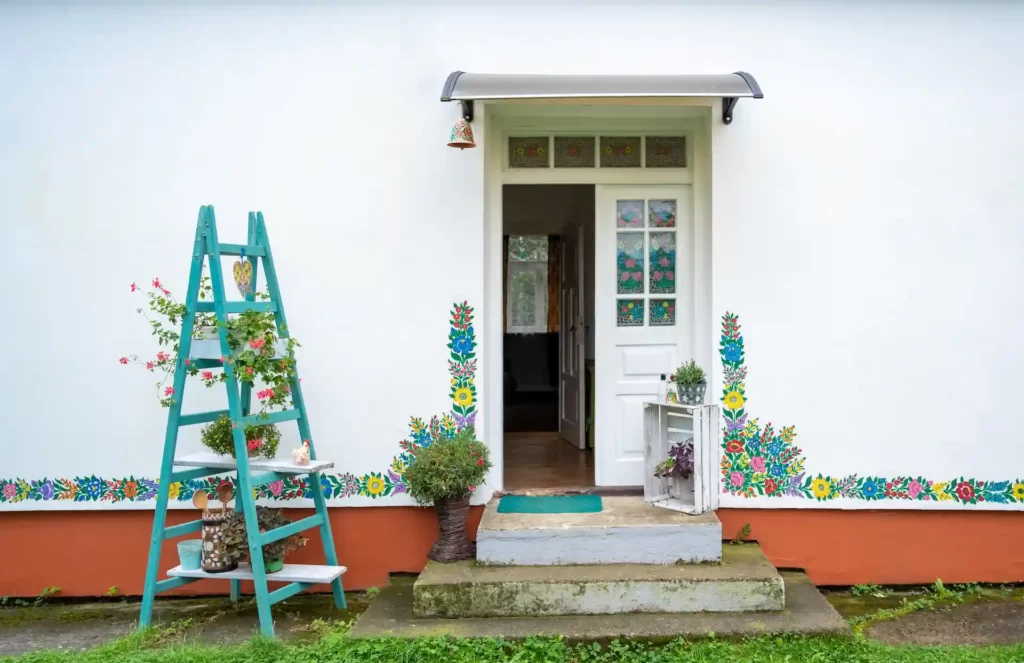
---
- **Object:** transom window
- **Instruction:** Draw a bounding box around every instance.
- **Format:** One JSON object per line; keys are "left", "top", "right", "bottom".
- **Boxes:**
{"left": 508, "top": 135, "right": 686, "bottom": 169}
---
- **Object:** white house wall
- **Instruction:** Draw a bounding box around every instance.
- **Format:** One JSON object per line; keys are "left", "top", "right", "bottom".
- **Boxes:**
{"left": 0, "top": 2, "right": 1021, "bottom": 511}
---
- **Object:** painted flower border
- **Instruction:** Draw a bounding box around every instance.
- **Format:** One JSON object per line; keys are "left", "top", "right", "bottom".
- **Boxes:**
{"left": 720, "top": 312, "right": 1024, "bottom": 504}
{"left": 0, "top": 302, "right": 477, "bottom": 505}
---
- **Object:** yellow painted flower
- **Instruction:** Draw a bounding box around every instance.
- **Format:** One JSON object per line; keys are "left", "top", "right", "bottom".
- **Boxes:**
{"left": 454, "top": 388, "right": 474, "bottom": 407}
{"left": 411, "top": 418, "right": 426, "bottom": 434}
{"left": 932, "top": 481, "right": 952, "bottom": 502}
{"left": 451, "top": 378, "right": 457, "bottom": 386}
{"left": 168, "top": 482, "right": 181, "bottom": 500}
{"left": 1012, "top": 483, "right": 1024, "bottom": 501}
{"left": 811, "top": 477, "right": 832, "bottom": 499}
{"left": 391, "top": 457, "right": 407, "bottom": 474}
{"left": 365, "top": 475, "right": 386, "bottom": 496}
{"left": 723, "top": 390, "right": 745, "bottom": 410}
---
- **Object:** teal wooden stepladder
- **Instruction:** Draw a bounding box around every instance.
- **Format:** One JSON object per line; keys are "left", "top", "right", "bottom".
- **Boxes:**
{"left": 139, "top": 206, "right": 346, "bottom": 637}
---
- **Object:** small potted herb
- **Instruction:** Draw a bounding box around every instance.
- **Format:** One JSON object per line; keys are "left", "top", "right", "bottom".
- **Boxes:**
{"left": 403, "top": 427, "right": 491, "bottom": 563}
{"left": 653, "top": 440, "right": 694, "bottom": 480}
{"left": 673, "top": 359, "right": 707, "bottom": 405}
{"left": 222, "top": 506, "right": 307, "bottom": 573}
{"left": 200, "top": 415, "right": 281, "bottom": 459}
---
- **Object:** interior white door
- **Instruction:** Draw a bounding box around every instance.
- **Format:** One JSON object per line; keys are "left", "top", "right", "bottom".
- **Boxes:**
{"left": 595, "top": 185, "right": 693, "bottom": 486}
{"left": 559, "top": 225, "right": 585, "bottom": 449}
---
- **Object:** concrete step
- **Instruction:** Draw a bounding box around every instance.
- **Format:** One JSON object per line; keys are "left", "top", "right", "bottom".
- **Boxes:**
{"left": 413, "top": 544, "right": 783, "bottom": 618}
{"left": 476, "top": 496, "right": 722, "bottom": 566}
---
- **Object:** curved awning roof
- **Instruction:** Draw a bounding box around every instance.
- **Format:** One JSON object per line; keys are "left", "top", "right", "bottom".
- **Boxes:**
{"left": 440, "top": 72, "right": 763, "bottom": 124}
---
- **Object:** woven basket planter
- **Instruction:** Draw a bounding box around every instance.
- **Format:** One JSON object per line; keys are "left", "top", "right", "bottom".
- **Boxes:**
{"left": 428, "top": 497, "right": 475, "bottom": 563}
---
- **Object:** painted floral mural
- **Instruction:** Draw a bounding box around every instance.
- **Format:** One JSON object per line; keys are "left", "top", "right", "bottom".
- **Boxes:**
{"left": 720, "top": 312, "right": 1024, "bottom": 504}
{"left": 0, "top": 302, "right": 477, "bottom": 505}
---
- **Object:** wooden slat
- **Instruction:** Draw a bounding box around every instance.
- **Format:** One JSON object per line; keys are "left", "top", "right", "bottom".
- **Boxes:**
{"left": 163, "top": 519, "right": 204, "bottom": 539}
{"left": 239, "top": 409, "right": 301, "bottom": 427}
{"left": 166, "top": 563, "right": 346, "bottom": 584}
{"left": 268, "top": 581, "right": 312, "bottom": 605}
{"left": 218, "top": 243, "right": 266, "bottom": 257}
{"left": 194, "top": 301, "right": 277, "bottom": 314}
{"left": 179, "top": 410, "right": 231, "bottom": 426}
{"left": 170, "top": 466, "right": 223, "bottom": 483}
{"left": 155, "top": 576, "right": 199, "bottom": 593}
{"left": 250, "top": 470, "right": 293, "bottom": 488}
{"left": 260, "top": 514, "right": 323, "bottom": 546}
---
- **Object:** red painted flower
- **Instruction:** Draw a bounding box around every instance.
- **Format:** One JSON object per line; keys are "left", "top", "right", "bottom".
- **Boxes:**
{"left": 764, "top": 478, "right": 777, "bottom": 495}
{"left": 118, "top": 356, "right": 129, "bottom": 365}
{"left": 201, "top": 370, "right": 213, "bottom": 380}
{"left": 130, "top": 282, "right": 137, "bottom": 292}
{"left": 725, "top": 439, "right": 744, "bottom": 454}
{"left": 955, "top": 481, "right": 975, "bottom": 502}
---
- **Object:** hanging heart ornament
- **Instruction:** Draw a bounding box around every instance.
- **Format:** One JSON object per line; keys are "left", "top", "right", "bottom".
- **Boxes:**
{"left": 232, "top": 258, "right": 253, "bottom": 297}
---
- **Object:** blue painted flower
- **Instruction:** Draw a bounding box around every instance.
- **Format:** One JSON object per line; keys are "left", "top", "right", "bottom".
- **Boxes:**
{"left": 723, "top": 343, "right": 742, "bottom": 363}
{"left": 860, "top": 478, "right": 884, "bottom": 500}
{"left": 452, "top": 336, "right": 473, "bottom": 355}
{"left": 770, "top": 463, "right": 786, "bottom": 478}
{"left": 767, "top": 441, "right": 784, "bottom": 458}
{"left": 320, "top": 476, "right": 333, "bottom": 499}
{"left": 39, "top": 480, "right": 54, "bottom": 500}
{"left": 82, "top": 476, "right": 104, "bottom": 500}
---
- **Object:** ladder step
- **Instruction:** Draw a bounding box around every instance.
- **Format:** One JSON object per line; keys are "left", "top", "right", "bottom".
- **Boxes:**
{"left": 195, "top": 301, "right": 278, "bottom": 314}
{"left": 218, "top": 243, "right": 266, "bottom": 257}
{"left": 260, "top": 514, "right": 324, "bottom": 545}
{"left": 268, "top": 581, "right": 313, "bottom": 606}
{"left": 170, "top": 466, "right": 223, "bottom": 483}
{"left": 251, "top": 470, "right": 294, "bottom": 487}
{"left": 163, "top": 519, "right": 204, "bottom": 539}
{"left": 174, "top": 452, "right": 335, "bottom": 474}
{"left": 179, "top": 410, "right": 231, "bottom": 426}
{"left": 240, "top": 409, "right": 301, "bottom": 427}
{"left": 155, "top": 576, "right": 199, "bottom": 593}
{"left": 166, "top": 562, "right": 346, "bottom": 585}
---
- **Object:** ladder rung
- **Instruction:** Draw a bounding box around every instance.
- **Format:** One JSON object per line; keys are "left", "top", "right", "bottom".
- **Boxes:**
{"left": 170, "top": 466, "right": 222, "bottom": 483}
{"left": 268, "top": 581, "right": 313, "bottom": 605}
{"left": 218, "top": 243, "right": 266, "bottom": 257}
{"left": 179, "top": 410, "right": 231, "bottom": 426}
{"left": 260, "top": 514, "right": 323, "bottom": 546}
{"left": 156, "top": 576, "right": 199, "bottom": 593}
{"left": 163, "top": 519, "right": 203, "bottom": 539}
{"left": 251, "top": 471, "right": 294, "bottom": 487}
{"left": 240, "top": 409, "right": 301, "bottom": 427}
{"left": 195, "top": 301, "right": 278, "bottom": 314}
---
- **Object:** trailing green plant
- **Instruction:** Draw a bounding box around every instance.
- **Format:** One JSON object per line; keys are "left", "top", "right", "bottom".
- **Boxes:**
{"left": 221, "top": 507, "right": 307, "bottom": 565}
{"left": 200, "top": 414, "right": 281, "bottom": 459}
{"left": 851, "top": 583, "right": 889, "bottom": 598}
{"left": 403, "top": 427, "right": 491, "bottom": 505}
{"left": 731, "top": 523, "right": 752, "bottom": 545}
{"left": 122, "top": 275, "right": 298, "bottom": 414}
{"left": 673, "top": 359, "right": 706, "bottom": 386}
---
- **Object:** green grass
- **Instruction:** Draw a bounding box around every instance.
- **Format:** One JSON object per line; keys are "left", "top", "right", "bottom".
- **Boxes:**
{"left": 5, "top": 630, "right": 1024, "bottom": 663}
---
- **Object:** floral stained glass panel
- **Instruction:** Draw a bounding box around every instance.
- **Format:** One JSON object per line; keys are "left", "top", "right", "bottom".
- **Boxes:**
{"left": 648, "top": 199, "right": 677, "bottom": 228}
{"left": 509, "top": 137, "right": 549, "bottom": 168}
{"left": 646, "top": 136, "right": 686, "bottom": 168}
{"left": 649, "top": 232, "right": 676, "bottom": 294}
{"left": 600, "top": 137, "right": 641, "bottom": 168}
{"left": 617, "top": 299, "right": 644, "bottom": 327}
{"left": 616, "top": 232, "right": 645, "bottom": 295}
{"left": 554, "top": 137, "right": 595, "bottom": 168}
{"left": 650, "top": 299, "right": 676, "bottom": 326}
{"left": 616, "top": 200, "right": 644, "bottom": 228}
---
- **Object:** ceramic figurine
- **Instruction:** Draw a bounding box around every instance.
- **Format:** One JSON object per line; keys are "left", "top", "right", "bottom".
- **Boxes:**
{"left": 292, "top": 440, "right": 310, "bottom": 465}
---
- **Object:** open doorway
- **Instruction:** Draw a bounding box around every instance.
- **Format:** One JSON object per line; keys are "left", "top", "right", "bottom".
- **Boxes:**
{"left": 502, "top": 185, "right": 595, "bottom": 491}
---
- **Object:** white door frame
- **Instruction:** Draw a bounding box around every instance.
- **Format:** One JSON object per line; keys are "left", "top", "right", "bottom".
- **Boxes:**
{"left": 482, "top": 102, "right": 714, "bottom": 490}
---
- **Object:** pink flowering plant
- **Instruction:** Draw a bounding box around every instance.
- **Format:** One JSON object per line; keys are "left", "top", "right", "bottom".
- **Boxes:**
{"left": 402, "top": 427, "right": 491, "bottom": 505}
{"left": 122, "top": 275, "right": 299, "bottom": 456}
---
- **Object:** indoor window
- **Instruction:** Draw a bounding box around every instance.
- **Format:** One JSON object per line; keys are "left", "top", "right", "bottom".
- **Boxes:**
{"left": 506, "top": 235, "right": 549, "bottom": 334}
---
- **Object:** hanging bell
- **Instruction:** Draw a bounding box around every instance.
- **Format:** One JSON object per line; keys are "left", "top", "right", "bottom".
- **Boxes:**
{"left": 447, "top": 117, "right": 476, "bottom": 149}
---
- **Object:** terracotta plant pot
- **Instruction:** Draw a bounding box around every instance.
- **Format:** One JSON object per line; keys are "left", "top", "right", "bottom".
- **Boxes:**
{"left": 429, "top": 496, "right": 475, "bottom": 563}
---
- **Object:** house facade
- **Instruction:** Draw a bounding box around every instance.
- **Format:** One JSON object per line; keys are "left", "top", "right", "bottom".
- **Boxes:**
{"left": 2, "top": 1, "right": 1023, "bottom": 597}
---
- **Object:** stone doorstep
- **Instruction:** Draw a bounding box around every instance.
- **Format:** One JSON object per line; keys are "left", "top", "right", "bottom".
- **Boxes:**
{"left": 476, "top": 496, "right": 722, "bottom": 565}
{"left": 413, "top": 544, "right": 783, "bottom": 618}
{"left": 350, "top": 571, "right": 849, "bottom": 641}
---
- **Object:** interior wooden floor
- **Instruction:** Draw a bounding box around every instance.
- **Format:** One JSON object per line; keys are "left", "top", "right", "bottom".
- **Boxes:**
{"left": 503, "top": 432, "right": 595, "bottom": 491}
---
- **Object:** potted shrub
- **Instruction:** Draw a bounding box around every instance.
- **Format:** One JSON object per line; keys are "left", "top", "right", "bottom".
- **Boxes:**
{"left": 200, "top": 414, "right": 281, "bottom": 459}
{"left": 222, "top": 506, "right": 307, "bottom": 573}
{"left": 672, "top": 359, "right": 707, "bottom": 405}
{"left": 403, "top": 427, "right": 491, "bottom": 563}
{"left": 653, "top": 440, "right": 694, "bottom": 480}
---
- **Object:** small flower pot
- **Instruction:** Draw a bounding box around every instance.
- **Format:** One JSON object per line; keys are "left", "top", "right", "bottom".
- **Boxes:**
{"left": 177, "top": 540, "right": 202, "bottom": 571}
{"left": 264, "top": 558, "right": 284, "bottom": 573}
{"left": 675, "top": 381, "right": 707, "bottom": 405}
{"left": 429, "top": 496, "right": 475, "bottom": 563}
{"left": 201, "top": 511, "right": 238, "bottom": 573}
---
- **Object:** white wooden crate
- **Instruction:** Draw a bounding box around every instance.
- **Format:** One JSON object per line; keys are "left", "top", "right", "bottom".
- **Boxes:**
{"left": 643, "top": 402, "right": 720, "bottom": 515}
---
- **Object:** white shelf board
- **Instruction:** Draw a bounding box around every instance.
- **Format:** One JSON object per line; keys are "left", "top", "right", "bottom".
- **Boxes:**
{"left": 173, "top": 452, "right": 334, "bottom": 474}
{"left": 167, "top": 562, "right": 346, "bottom": 584}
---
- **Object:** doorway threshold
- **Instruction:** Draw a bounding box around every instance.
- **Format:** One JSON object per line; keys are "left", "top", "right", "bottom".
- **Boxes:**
{"left": 496, "top": 486, "right": 643, "bottom": 498}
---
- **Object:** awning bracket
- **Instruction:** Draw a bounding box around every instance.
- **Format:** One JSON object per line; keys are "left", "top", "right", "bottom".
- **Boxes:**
{"left": 460, "top": 100, "right": 474, "bottom": 123}
{"left": 722, "top": 97, "right": 739, "bottom": 125}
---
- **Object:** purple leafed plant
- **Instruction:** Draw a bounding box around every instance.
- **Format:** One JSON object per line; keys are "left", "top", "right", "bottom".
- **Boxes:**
{"left": 654, "top": 440, "right": 694, "bottom": 479}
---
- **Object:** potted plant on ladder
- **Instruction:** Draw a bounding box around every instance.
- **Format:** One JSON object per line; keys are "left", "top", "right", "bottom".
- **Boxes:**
{"left": 403, "top": 427, "right": 492, "bottom": 563}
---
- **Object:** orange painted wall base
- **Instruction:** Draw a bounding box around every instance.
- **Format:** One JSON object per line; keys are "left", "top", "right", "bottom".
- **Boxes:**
{"left": 1, "top": 507, "right": 1022, "bottom": 597}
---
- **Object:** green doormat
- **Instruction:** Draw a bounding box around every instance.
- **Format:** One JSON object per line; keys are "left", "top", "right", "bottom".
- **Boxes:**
{"left": 497, "top": 495, "right": 603, "bottom": 514}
